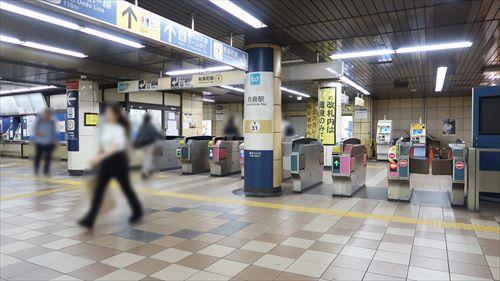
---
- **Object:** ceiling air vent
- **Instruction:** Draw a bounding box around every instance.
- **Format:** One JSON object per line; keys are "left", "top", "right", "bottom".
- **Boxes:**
{"left": 394, "top": 79, "right": 409, "bottom": 89}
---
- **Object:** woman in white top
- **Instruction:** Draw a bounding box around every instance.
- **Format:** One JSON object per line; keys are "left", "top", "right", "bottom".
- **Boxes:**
{"left": 79, "top": 103, "right": 143, "bottom": 229}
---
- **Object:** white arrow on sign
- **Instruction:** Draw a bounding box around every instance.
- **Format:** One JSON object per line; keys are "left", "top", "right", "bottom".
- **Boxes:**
{"left": 164, "top": 22, "right": 176, "bottom": 42}
{"left": 67, "top": 97, "right": 76, "bottom": 106}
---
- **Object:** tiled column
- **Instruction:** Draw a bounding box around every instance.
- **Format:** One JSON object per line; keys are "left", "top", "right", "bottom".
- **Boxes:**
{"left": 243, "top": 44, "right": 282, "bottom": 197}
{"left": 67, "top": 80, "right": 101, "bottom": 175}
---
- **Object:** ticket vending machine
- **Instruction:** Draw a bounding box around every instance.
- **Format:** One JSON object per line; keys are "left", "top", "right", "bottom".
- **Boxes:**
{"left": 208, "top": 136, "right": 244, "bottom": 176}
{"left": 410, "top": 122, "right": 427, "bottom": 158}
{"left": 176, "top": 136, "right": 213, "bottom": 174}
{"left": 331, "top": 140, "right": 367, "bottom": 196}
{"left": 387, "top": 140, "right": 413, "bottom": 201}
{"left": 290, "top": 138, "right": 324, "bottom": 193}
{"left": 376, "top": 120, "right": 392, "bottom": 160}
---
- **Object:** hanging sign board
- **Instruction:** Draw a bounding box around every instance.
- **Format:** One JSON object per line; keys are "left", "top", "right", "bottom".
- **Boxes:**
{"left": 42, "top": 0, "right": 248, "bottom": 70}
{"left": 117, "top": 70, "right": 244, "bottom": 93}
{"left": 318, "top": 87, "right": 336, "bottom": 145}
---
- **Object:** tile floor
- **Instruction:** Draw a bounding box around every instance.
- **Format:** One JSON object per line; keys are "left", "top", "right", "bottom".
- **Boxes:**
{"left": 0, "top": 158, "right": 499, "bottom": 280}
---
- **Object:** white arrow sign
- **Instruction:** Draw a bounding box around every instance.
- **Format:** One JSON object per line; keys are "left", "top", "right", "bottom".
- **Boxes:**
{"left": 67, "top": 97, "right": 76, "bottom": 106}
{"left": 164, "top": 23, "right": 176, "bottom": 42}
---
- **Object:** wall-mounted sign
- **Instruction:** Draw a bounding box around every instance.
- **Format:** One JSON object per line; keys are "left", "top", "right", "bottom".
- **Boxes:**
{"left": 355, "top": 109, "right": 368, "bottom": 121}
{"left": 355, "top": 96, "right": 365, "bottom": 107}
{"left": 171, "top": 75, "right": 193, "bottom": 89}
{"left": 66, "top": 89, "right": 79, "bottom": 151}
{"left": 84, "top": 113, "right": 99, "bottom": 126}
{"left": 306, "top": 100, "right": 318, "bottom": 139}
{"left": 202, "top": 120, "right": 212, "bottom": 136}
{"left": 42, "top": 0, "right": 248, "bottom": 70}
{"left": 215, "top": 110, "right": 224, "bottom": 121}
{"left": 318, "top": 87, "right": 336, "bottom": 145}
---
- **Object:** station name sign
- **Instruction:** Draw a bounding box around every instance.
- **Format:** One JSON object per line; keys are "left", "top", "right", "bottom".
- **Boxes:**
{"left": 117, "top": 70, "right": 245, "bottom": 93}
{"left": 41, "top": 0, "right": 248, "bottom": 70}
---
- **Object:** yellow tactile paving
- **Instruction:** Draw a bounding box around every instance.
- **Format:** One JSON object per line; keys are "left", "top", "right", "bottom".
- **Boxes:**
{"left": 1, "top": 173, "right": 499, "bottom": 233}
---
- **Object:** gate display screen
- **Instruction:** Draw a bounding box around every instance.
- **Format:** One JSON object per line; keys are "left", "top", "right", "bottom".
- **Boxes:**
{"left": 479, "top": 96, "right": 500, "bottom": 135}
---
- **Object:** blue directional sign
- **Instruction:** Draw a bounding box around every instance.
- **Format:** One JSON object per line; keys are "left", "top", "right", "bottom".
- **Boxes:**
{"left": 45, "top": 0, "right": 117, "bottom": 25}
{"left": 161, "top": 18, "right": 212, "bottom": 58}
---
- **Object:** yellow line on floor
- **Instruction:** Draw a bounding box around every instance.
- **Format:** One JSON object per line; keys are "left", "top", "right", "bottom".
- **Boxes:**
{"left": 1, "top": 173, "right": 499, "bottom": 233}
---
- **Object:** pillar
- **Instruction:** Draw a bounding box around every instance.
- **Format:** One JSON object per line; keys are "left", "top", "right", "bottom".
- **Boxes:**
{"left": 243, "top": 44, "right": 282, "bottom": 197}
{"left": 67, "top": 80, "right": 101, "bottom": 175}
{"left": 318, "top": 81, "right": 342, "bottom": 167}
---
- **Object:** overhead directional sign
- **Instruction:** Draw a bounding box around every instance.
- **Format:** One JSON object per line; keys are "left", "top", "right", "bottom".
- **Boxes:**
{"left": 41, "top": 0, "right": 248, "bottom": 70}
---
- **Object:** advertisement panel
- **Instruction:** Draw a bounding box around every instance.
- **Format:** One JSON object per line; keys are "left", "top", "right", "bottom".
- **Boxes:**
{"left": 318, "top": 87, "right": 336, "bottom": 145}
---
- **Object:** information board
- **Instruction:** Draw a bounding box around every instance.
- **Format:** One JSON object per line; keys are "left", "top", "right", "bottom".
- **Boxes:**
{"left": 318, "top": 87, "right": 336, "bottom": 145}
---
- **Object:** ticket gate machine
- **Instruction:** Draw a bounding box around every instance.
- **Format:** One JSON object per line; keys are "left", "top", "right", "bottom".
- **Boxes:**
{"left": 208, "top": 136, "right": 244, "bottom": 176}
{"left": 158, "top": 136, "right": 184, "bottom": 170}
{"left": 176, "top": 136, "right": 213, "bottom": 174}
{"left": 290, "top": 138, "right": 324, "bottom": 193}
{"left": 449, "top": 143, "right": 467, "bottom": 205}
{"left": 331, "top": 141, "right": 367, "bottom": 196}
{"left": 387, "top": 141, "right": 413, "bottom": 201}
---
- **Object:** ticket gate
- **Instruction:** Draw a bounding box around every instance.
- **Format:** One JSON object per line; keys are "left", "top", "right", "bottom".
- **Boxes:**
{"left": 432, "top": 142, "right": 467, "bottom": 205}
{"left": 158, "top": 136, "right": 184, "bottom": 170}
{"left": 290, "top": 138, "right": 324, "bottom": 193}
{"left": 176, "top": 136, "right": 213, "bottom": 174}
{"left": 208, "top": 136, "right": 244, "bottom": 176}
{"left": 331, "top": 141, "right": 367, "bottom": 196}
{"left": 387, "top": 140, "right": 413, "bottom": 201}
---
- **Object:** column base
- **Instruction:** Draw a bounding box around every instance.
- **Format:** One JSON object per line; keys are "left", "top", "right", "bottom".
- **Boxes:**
{"left": 244, "top": 187, "right": 282, "bottom": 197}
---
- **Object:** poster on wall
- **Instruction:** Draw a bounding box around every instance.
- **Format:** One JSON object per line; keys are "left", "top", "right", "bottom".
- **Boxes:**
{"left": 306, "top": 101, "right": 318, "bottom": 139}
{"left": 355, "top": 109, "right": 368, "bottom": 121}
{"left": 202, "top": 120, "right": 212, "bottom": 136}
{"left": 442, "top": 119, "right": 456, "bottom": 135}
{"left": 318, "top": 87, "right": 336, "bottom": 145}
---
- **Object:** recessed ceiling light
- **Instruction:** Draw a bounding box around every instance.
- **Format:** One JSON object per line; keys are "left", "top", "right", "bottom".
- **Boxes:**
{"left": 209, "top": 0, "right": 267, "bottom": 28}
{"left": 165, "top": 66, "right": 233, "bottom": 76}
{"left": 202, "top": 98, "right": 215, "bottom": 103}
{"left": 435, "top": 66, "right": 447, "bottom": 92}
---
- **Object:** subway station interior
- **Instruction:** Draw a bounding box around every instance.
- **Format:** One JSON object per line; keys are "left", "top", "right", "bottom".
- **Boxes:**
{"left": 0, "top": 0, "right": 499, "bottom": 280}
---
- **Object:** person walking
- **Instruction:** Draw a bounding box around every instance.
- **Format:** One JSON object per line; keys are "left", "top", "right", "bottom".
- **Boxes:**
{"left": 79, "top": 103, "right": 143, "bottom": 229}
{"left": 134, "top": 113, "right": 163, "bottom": 179}
{"left": 33, "top": 108, "right": 58, "bottom": 176}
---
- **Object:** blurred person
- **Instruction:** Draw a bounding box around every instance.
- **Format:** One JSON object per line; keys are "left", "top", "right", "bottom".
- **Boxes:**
{"left": 33, "top": 108, "right": 58, "bottom": 176}
{"left": 223, "top": 114, "right": 240, "bottom": 136}
{"left": 134, "top": 113, "right": 163, "bottom": 179}
{"left": 79, "top": 103, "right": 143, "bottom": 229}
{"left": 281, "top": 119, "right": 295, "bottom": 137}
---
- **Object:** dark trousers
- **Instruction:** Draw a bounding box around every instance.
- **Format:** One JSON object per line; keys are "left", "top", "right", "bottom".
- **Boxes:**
{"left": 34, "top": 144, "right": 55, "bottom": 174}
{"left": 84, "top": 152, "right": 142, "bottom": 223}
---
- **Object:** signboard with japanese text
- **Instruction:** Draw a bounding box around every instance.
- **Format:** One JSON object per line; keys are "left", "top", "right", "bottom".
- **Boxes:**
{"left": 318, "top": 87, "right": 336, "bottom": 145}
{"left": 42, "top": 0, "right": 248, "bottom": 70}
{"left": 306, "top": 100, "right": 318, "bottom": 139}
{"left": 66, "top": 89, "right": 79, "bottom": 151}
{"left": 244, "top": 72, "right": 273, "bottom": 150}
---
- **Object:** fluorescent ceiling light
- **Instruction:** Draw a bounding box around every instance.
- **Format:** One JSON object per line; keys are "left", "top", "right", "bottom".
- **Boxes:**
{"left": 0, "top": 85, "right": 57, "bottom": 95}
{"left": 220, "top": 84, "right": 244, "bottom": 93}
{"left": 281, "top": 87, "right": 310, "bottom": 98}
{"left": 202, "top": 98, "right": 215, "bottom": 103}
{"left": 329, "top": 41, "right": 473, "bottom": 60}
{"left": 0, "top": 35, "right": 22, "bottom": 44}
{"left": 435, "top": 66, "right": 447, "bottom": 92}
{"left": 209, "top": 0, "right": 267, "bottom": 28}
{"left": 165, "top": 66, "right": 233, "bottom": 76}
{"left": 0, "top": 1, "right": 80, "bottom": 30}
{"left": 0, "top": 1, "right": 144, "bottom": 48}
{"left": 1, "top": 35, "right": 88, "bottom": 58}
{"left": 330, "top": 49, "right": 395, "bottom": 60}
{"left": 396, "top": 41, "right": 472, "bottom": 53}
{"left": 80, "top": 27, "right": 145, "bottom": 48}
{"left": 339, "top": 76, "right": 371, "bottom": 96}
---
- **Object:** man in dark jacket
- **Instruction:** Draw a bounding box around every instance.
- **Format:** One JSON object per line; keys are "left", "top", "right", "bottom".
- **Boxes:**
{"left": 135, "top": 113, "right": 163, "bottom": 179}
{"left": 33, "top": 108, "right": 58, "bottom": 175}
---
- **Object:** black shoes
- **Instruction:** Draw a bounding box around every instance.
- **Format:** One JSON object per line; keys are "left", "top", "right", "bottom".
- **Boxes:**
{"left": 129, "top": 211, "right": 144, "bottom": 224}
{"left": 78, "top": 217, "right": 94, "bottom": 229}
